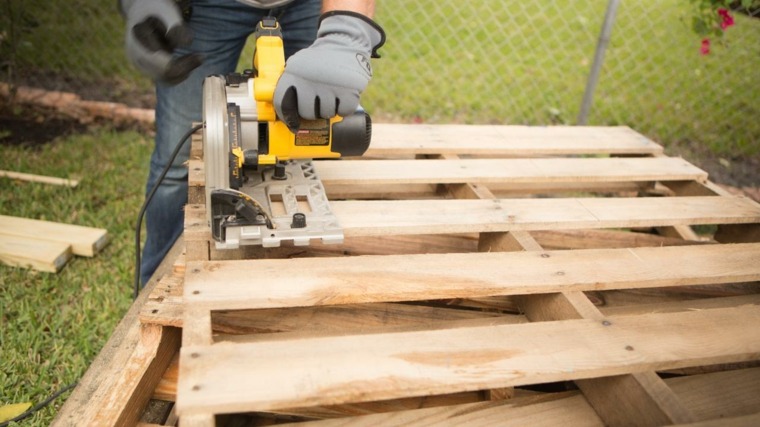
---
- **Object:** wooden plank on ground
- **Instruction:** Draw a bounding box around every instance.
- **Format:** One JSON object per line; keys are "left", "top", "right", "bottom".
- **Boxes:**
{"left": 0, "top": 233, "right": 71, "bottom": 272}
{"left": 332, "top": 196, "right": 760, "bottom": 237}
{"left": 183, "top": 243, "right": 760, "bottom": 311}
{"left": 0, "top": 170, "right": 79, "bottom": 187}
{"left": 314, "top": 157, "right": 707, "bottom": 185}
{"left": 365, "top": 124, "right": 662, "bottom": 156}
{"left": 0, "top": 215, "right": 107, "bottom": 256}
{"left": 177, "top": 305, "right": 760, "bottom": 415}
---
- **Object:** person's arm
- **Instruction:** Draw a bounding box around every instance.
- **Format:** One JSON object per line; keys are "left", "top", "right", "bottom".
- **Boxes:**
{"left": 273, "top": 0, "right": 384, "bottom": 131}
{"left": 321, "top": 0, "right": 375, "bottom": 17}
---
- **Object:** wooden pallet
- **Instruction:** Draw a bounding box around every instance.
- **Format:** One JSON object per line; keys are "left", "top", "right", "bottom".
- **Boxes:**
{"left": 54, "top": 125, "right": 760, "bottom": 426}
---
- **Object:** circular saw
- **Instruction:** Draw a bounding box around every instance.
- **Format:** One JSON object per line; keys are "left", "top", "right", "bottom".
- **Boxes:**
{"left": 202, "top": 17, "right": 372, "bottom": 249}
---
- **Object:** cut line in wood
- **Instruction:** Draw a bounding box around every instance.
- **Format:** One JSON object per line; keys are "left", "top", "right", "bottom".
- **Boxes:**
{"left": 332, "top": 196, "right": 760, "bottom": 237}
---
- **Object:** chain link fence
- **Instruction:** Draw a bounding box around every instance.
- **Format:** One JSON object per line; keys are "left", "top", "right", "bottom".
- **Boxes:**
{"left": 2, "top": 0, "right": 759, "bottom": 156}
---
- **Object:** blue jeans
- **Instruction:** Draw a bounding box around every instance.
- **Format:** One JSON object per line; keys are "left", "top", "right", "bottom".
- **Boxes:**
{"left": 142, "top": 0, "right": 321, "bottom": 284}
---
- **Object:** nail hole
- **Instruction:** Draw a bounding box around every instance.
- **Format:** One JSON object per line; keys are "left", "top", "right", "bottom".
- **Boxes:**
{"left": 541, "top": 253, "right": 550, "bottom": 258}
{"left": 602, "top": 320, "right": 612, "bottom": 326}
{"left": 625, "top": 345, "right": 634, "bottom": 351}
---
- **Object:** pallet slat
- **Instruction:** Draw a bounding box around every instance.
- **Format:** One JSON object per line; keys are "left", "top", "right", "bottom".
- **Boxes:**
{"left": 365, "top": 124, "right": 662, "bottom": 156}
{"left": 334, "top": 196, "right": 760, "bottom": 236}
{"left": 177, "top": 305, "right": 760, "bottom": 415}
{"left": 184, "top": 243, "right": 760, "bottom": 311}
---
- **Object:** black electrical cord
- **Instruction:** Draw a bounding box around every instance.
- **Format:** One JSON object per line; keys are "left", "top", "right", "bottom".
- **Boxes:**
{"left": 0, "top": 382, "right": 77, "bottom": 427}
{"left": 133, "top": 123, "right": 204, "bottom": 300}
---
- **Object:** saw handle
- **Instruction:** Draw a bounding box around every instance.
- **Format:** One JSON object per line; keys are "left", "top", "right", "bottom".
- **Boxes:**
{"left": 252, "top": 16, "right": 284, "bottom": 122}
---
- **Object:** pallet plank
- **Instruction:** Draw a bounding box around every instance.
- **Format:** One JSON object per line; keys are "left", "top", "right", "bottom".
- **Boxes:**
{"left": 365, "top": 124, "right": 662, "bottom": 156}
{"left": 177, "top": 305, "right": 760, "bottom": 415}
{"left": 334, "top": 196, "right": 760, "bottom": 236}
{"left": 184, "top": 243, "right": 760, "bottom": 311}
{"left": 314, "top": 157, "right": 707, "bottom": 185}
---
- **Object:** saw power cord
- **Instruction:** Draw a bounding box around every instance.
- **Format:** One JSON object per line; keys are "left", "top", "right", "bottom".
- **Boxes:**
{"left": 134, "top": 123, "right": 205, "bottom": 300}
{"left": 0, "top": 382, "right": 77, "bottom": 427}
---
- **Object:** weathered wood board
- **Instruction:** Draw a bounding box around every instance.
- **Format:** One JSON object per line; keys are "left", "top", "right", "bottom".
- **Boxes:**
{"left": 55, "top": 124, "right": 760, "bottom": 427}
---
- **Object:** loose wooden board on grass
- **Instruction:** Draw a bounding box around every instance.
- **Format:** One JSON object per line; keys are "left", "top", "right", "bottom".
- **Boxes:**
{"left": 0, "top": 233, "right": 71, "bottom": 273}
{"left": 0, "top": 170, "right": 79, "bottom": 187}
{"left": 0, "top": 215, "right": 107, "bottom": 257}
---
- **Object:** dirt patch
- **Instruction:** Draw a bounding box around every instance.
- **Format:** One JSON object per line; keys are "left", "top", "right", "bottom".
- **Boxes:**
{"left": 0, "top": 99, "right": 151, "bottom": 148}
{"left": 667, "top": 140, "right": 760, "bottom": 189}
{"left": 0, "top": 103, "right": 88, "bottom": 147}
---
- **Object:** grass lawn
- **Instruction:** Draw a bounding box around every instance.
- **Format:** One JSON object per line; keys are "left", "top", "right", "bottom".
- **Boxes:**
{"left": 0, "top": 128, "right": 151, "bottom": 425}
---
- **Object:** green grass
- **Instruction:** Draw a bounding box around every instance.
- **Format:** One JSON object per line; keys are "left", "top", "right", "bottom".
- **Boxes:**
{"left": 0, "top": 129, "right": 151, "bottom": 425}
{"left": 363, "top": 0, "right": 760, "bottom": 156}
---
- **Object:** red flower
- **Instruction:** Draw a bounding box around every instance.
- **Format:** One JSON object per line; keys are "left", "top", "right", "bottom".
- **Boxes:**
{"left": 718, "top": 8, "right": 734, "bottom": 30}
{"left": 700, "top": 38, "right": 710, "bottom": 55}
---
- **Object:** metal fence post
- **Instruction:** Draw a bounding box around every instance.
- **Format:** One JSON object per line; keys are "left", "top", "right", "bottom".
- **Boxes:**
{"left": 577, "top": 0, "right": 621, "bottom": 125}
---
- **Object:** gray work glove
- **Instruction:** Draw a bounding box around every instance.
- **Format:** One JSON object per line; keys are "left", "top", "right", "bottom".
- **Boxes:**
{"left": 120, "top": 0, "right": 203, "bottom": 84}
{"left": 274, "top": 11, "right": 385, "bottom": 131}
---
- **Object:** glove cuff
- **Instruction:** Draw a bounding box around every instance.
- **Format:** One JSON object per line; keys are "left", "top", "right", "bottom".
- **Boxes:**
{"left": 319, "top": 11, "right": 386, "bottom": 58}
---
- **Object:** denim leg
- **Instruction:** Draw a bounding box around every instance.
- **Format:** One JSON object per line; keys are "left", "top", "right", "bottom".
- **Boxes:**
{"left": 141, "top": 0, "right": 320, "bottom": 284}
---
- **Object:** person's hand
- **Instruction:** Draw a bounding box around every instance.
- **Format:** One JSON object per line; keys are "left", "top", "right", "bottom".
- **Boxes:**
{"left": 274, "top": 11, "right": 385, "bottom": 131}
{"left": 120, "top": 0, "right": 203, "bottom": 84}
